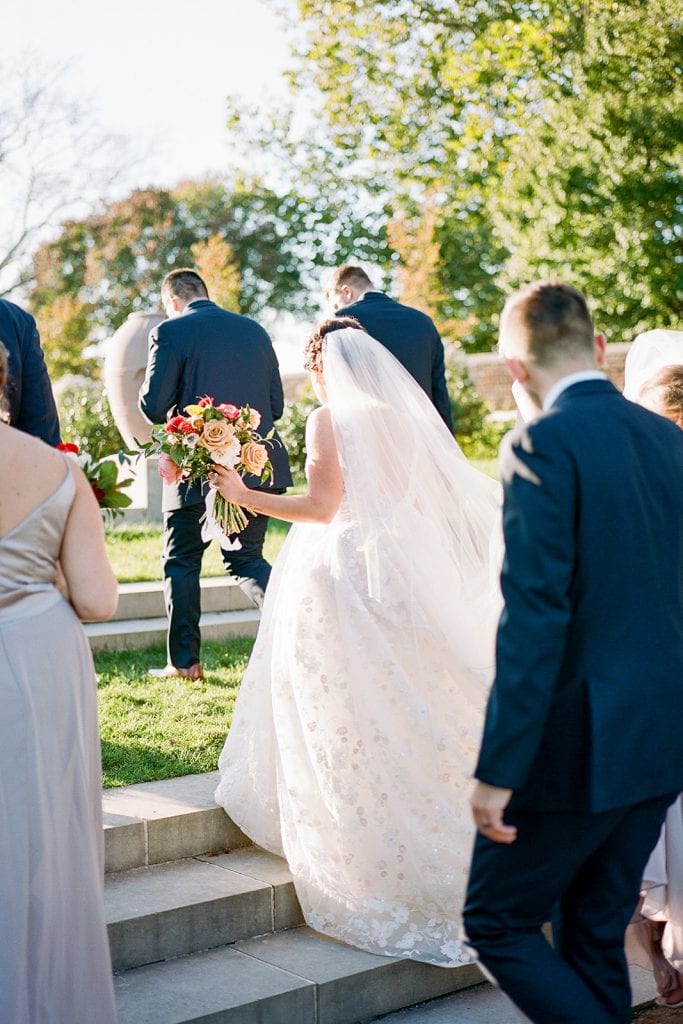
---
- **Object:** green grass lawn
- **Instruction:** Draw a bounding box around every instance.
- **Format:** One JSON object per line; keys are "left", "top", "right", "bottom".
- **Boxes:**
{"left": 96, "top": 639, "right": 253, "bottom": 788}
{"left": 106, "top": 518, "right": 291, "bottom": 583}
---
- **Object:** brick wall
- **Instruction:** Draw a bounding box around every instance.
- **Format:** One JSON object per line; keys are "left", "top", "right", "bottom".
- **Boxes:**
{"left": 465, "top": 342, "right": 630, "bottom": 413}
{"left": 282, "top": 343, "right": 631, "bottom": 414}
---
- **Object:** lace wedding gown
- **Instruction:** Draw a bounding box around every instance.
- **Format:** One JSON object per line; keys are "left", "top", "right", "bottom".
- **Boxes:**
{"left": 215, "top": 329, "right": 502, "bottom": 967}
{"left": 0, "top": 470, "right": 117, "bottom": 1024}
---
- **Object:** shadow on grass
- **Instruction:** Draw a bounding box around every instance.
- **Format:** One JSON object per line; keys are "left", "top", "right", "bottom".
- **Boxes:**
{"left": 101, "top": 739, "right": 219, "bottom": 788}
{"left": 96, "top": 638, "right": 255, "bottom": 788}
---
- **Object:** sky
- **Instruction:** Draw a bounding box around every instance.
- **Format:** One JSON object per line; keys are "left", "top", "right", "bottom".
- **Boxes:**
{"left": 6, "top": 0, "right": 294, "bottom": 190}
{"left": 5, "top": 0, "right": 316, "bottom": 367}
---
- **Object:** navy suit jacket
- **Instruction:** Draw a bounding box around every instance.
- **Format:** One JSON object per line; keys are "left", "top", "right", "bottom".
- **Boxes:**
{"left": 0, "top": 299, "right": 60, "bottom": 445}
{"left": 476, "top": 379, "right": 683, "bottom": 813}
{"left": 139, "top": 300, "right": 292, "bottom": 511}
{"left": 335, "top": 292, "right": 453, "bottom": 430}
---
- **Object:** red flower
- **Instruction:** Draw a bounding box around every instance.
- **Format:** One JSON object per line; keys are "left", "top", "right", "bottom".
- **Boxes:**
{"left": 91, "top": 485, "right": 106, "bottom": 502}
{"left": 197, "top": 395, "right": 215, "bottom": 408}
{"left": 165, "top": 416, "right": 186, "bottom": 433}
{"left": 56, "top": 442, "right": 80, "bottom": 454}
{"left": 217, "top": 403, "right": 240, "bottom": 421}
{"left": 177, "top": 419, "right": 196, "bottom": 434}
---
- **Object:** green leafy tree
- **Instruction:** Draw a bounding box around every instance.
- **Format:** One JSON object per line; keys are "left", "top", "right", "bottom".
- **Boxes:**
{"left": 493, "top": 0, "right": 682, "bottom": 338}
{"left": 27, "top": 178, "right": 319, "bottom": 377}
{"left": 260, "top": 0, "right": 681, "bottom": 347}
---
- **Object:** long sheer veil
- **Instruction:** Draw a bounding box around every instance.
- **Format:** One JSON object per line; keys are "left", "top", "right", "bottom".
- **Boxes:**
{"left": 215, "top": 327, "right": 503, "bottom": 965}
{"left": 623, "top": 329, "right": 683, "bottom": 399}
{"left": 323, "top": 328, "right": 501, "bottom": 665}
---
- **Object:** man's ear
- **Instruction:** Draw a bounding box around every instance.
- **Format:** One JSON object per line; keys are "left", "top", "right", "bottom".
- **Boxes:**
{"left": 594, "top": 332, "right": 607, "bottom": 368}
{"left": 504, "top": 356, "right": 529, "bottom": 383}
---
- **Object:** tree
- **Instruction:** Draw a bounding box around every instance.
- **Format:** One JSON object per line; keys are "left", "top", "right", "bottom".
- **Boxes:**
{"left": 262, "top": 0, "right": 681, "bottom": 347}
{"left": 0, "top": 58, "right": 132, "bottom": 297}
{"left": 493, "top": 0, "right": 682, "bottom": 338}
{"left": 27, "top": 179, "right": 310, "bottom": 376}
{"left": 191, "top": 235, "right": 242, "bottom": 313}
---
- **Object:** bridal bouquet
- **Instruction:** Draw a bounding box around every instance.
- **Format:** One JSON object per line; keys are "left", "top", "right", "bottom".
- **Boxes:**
{"left": 137, "top": 396, "right": 274, "bottom": 542}
{"left": 56, "top": 443, "right": 133, "bottom": 522}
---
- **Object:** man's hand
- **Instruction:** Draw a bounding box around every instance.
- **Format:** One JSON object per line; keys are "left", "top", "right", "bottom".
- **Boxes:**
{"left": 470, "top": 781, "right": 517, "bottom": 845}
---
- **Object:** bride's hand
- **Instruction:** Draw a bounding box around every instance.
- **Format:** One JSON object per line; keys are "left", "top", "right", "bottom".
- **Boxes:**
{"left": 209, "top": 465, "right": 250, "bottom": 504}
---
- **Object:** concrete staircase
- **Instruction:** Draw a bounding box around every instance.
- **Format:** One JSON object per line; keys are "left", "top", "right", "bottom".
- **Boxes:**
{"left": 104, "top": 772, "right": 486, "bottom": 1024}
{"left": 86, "top": 578, "right": 260, "bottom": 652}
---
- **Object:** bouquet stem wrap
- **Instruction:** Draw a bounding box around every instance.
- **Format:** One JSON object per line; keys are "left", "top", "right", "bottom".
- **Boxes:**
{"left": 201, "top": 490, "right": 246, "bottom": 551}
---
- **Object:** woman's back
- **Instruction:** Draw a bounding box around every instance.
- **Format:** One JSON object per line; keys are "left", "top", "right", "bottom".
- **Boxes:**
{"left": 0, "top": 423, "right": 119, "bottom": 1023}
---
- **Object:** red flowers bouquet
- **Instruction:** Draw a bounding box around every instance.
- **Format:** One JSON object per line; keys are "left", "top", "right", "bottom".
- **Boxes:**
{"left": 56, "top": 443, "right": 133, "bottom": 522}
{"left": 137, "top": 396, "right": 275, "bottom": 542}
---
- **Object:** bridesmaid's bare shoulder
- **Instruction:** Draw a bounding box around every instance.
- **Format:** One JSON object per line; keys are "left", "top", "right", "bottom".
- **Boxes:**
{"left": 0, "top": 423, "right": 71, "bottom": 533}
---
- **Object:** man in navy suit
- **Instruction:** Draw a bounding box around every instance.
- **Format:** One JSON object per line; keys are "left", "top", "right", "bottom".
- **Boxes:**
{"left": 0, "top": 298, "right": 60, "bottom": 444}
{"left": 327, "top": 265, "right": 453, "bottom": 430}
{"left": 463, "top": 282, "right": 683, "bottom": 1023}
{"left": 139, "top": 269, "right": 292, "bottom": 680}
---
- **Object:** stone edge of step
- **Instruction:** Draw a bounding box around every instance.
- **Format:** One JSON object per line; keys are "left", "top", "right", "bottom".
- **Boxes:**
{"left": 103, "top": 770, "right": 251, "bottom": 873}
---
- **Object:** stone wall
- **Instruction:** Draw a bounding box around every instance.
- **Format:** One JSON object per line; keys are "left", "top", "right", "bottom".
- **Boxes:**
{"left": 465, "top": 342, "right": 630, "bottom": 413}
{"left": 283, "top": 344, "right": 631, "bottom": 414}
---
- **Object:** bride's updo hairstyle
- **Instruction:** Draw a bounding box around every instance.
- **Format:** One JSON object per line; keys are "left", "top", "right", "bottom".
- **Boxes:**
{"left": 0, "top": 341, "right": 9, "bottom": 422}
{"left": 304, "top": 316, "right": 364, "bottom": 373}
{"left": 639, "top": 365, "right": 683, "bottom": 428}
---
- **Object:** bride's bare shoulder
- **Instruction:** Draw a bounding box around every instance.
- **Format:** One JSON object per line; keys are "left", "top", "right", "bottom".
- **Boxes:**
{"left": 306, "top": 404, "right": 334, "bottom": 435}
{"left": 304, "top": 405, "right": 339, "bottom": 461}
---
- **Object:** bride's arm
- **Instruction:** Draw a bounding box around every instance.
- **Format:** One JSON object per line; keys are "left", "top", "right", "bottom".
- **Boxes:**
{"left": 211, "top": 406, "right": 344, "bottom": 524}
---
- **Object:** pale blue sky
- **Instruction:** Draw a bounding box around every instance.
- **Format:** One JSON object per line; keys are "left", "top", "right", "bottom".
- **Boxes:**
{"left": 7, "top": 0, "right": 293, "bottom": 188}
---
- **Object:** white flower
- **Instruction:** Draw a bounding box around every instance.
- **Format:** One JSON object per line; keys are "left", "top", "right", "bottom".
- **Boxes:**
{"left": 211, "top": 436, "right": 241, "bottom": 468}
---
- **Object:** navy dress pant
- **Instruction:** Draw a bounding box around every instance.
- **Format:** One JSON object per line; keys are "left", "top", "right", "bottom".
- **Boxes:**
{"left": 463, "top": 794, "right": 676, "bottom": 1024}
{"left": 162, "top": 503, "right": 272, "bottom": 669}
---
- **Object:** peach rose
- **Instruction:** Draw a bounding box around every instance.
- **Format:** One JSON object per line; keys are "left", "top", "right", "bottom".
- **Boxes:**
{"left": 198, "top": 419, "right": 235, "bottom": 451}
{"left": 238, "top": 408, "right": 261, "bottom": 430}
{"left": 240, "top": 441, "right": 269, "bottom": 476}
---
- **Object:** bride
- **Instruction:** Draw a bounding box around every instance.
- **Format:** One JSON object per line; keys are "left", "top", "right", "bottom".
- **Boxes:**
{"left": 212, "top": 321, "right": 502, "bottom": 966}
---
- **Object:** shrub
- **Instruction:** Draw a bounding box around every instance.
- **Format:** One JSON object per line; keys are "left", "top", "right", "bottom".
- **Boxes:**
{"left": 276, "top": 382, "right": 319, "bottom": 483}
{"left": 447, "top": 356, "right": 507, "bottom": 459}
{"left": 55, "top": 376, "right": 126, "bottom": 459}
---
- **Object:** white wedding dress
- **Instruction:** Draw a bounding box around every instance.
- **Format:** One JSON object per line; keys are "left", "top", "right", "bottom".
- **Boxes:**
{"left": 215, "top": 328, "right": 502, "bottom": 966}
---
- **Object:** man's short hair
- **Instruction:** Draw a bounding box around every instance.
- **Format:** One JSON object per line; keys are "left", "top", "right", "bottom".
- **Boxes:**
{"left": 161, "top": 268, "right": 208, "bottom": 303}
{"left": 326, "top": 265, "right": 374, "bottom": 299}
{"left": 500, "top": 281, "right": 595, "bottom": 368}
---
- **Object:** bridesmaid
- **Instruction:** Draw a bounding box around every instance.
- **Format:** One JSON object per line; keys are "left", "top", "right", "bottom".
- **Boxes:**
{"left": 631, "top": 360, "right": 683, "bottom": 1009}
{"left": 0, "top": 341, "right": 119, "bottom": 1024}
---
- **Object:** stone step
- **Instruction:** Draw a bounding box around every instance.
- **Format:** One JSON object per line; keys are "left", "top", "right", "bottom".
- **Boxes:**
{"left": 114, "top": 577, "right": 254, "bottom": 622}
{"left": 86, "top": 607, "right": 260, "bottom": 652}
{"left": 114, "top": 925, "right": 482, "bottom": 1024}
{"left": 106, "top": 847, "right": 303, "bottom": 972}
{"left": 103, "top": 771, "right": 249, "bottom": 874}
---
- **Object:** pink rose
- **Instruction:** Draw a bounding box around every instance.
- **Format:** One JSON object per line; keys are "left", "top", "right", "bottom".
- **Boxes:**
{"left": 217, "top": 403, "right": 240, "bottom": 421}
{"left": 158, "top": 453, "right": 183, "bottom": 484}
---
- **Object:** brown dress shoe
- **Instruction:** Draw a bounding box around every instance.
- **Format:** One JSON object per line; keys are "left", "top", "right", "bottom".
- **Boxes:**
{"left": 148, "top": 663, "right": 204, "bottom": 680}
